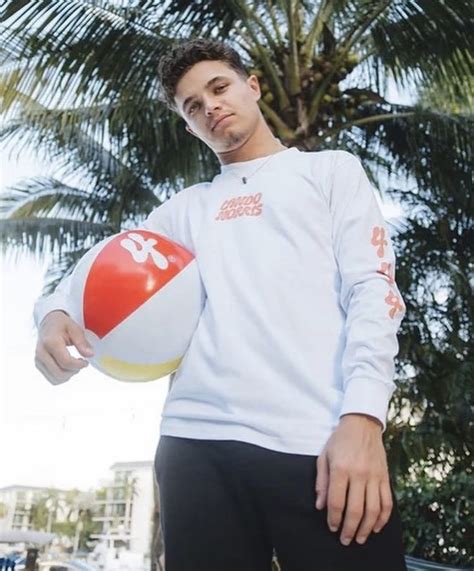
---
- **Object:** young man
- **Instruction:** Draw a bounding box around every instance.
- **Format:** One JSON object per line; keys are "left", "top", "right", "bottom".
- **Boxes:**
{"left": 34, "top": 38, "right": 407, "bottom": 570}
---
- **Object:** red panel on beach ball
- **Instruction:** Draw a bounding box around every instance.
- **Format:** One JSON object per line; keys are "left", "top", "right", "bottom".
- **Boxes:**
{"left": 83, "top": 230, "right": 194, "bottom": 338}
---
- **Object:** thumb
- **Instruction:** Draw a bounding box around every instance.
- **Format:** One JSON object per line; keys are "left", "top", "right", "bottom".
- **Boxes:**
{"left": 315, "top": 451, "right": 329, "bottom": 510}
{"left": 67, "top": 321, "right": 94, "bottom": 357}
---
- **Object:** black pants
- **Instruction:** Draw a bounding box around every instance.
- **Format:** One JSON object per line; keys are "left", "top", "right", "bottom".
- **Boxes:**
{"left": 154, "top": 435, "right": 407, "bottom": 571}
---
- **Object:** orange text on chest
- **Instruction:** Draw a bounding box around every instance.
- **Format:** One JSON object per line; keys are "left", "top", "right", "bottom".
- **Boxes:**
{"left": 215, "top": 192, "right": 263, "bottom": 221}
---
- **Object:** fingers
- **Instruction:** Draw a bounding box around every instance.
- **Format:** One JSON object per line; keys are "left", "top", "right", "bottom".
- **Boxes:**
{"left": 326, "top": 463, "right": 349, "bottom": 533}
{"left": 39, "top": 339, "right": 89, "bottom": 373}
{"left": 373, "top": 478, "right": 393, "bottom": 533}
{"left": 355, "top": 480, "right": 381, "bottom": 544}
{"left": 339, "top": 478, "right": 365, "bottom": 545}
{"left": 35, "top": 353, "right": 74, "bottom": 386}
{"left": 315, "top": 453, "right": 329, "bottom": 509}
{"left": 324, "top": 474, "right": 392, "bottom": 545}
{"left": 35, "top": 316, "right": 94, "bottom": 385}
{"left": 66, "top": 321, "right": 94, "bottom": 358}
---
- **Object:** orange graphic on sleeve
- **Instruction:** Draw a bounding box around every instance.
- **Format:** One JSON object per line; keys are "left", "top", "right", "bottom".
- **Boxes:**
{"left": 384, "top": 290, "right": 405, "bottom": 319}
{"left": 376, "top": 261, "right": 395, "bottom": 285}
{"left": 371, "top": 226, "right": 388, "bottom": 258}
{"left": 368, "top": 225, "right": 405, "bottom": 319}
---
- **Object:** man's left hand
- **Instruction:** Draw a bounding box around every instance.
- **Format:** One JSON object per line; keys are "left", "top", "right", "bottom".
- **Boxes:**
{"left": 314, "top": 413, "right": 393, "bottom": 546}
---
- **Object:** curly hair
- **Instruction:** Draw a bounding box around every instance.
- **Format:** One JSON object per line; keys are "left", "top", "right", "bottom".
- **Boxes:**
{"left": 157, "top": 38, "right": 249, "bottom": 114}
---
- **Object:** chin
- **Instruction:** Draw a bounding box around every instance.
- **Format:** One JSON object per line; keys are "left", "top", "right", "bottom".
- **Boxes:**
{"left": 209, "top": 132, "right": 242, "bottom": 151}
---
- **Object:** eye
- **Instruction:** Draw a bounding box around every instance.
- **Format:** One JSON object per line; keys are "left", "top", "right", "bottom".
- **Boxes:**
{"left": 188, "top": 85, "right": 227, "bottom": 115}
{"left": 189, "top": 102, "right": 199, "bottom": 114}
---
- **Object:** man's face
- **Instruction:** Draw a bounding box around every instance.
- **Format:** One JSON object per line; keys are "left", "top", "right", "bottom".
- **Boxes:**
{"left": 174, "top": 60, "right": 262, "bottom": 154}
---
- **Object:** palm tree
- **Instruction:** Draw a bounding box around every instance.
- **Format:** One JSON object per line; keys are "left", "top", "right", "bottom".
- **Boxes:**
{"left": 0, "top": 0, "right": 470, "bottom": 285}
{"left": 381, "top": 58, "right": 473, "bottom": 566}
{"left": 29, "top": 489, "right": 60, "bottom": 532}
{"left": 1, "top": 0, "right": 472, "bottom": 565}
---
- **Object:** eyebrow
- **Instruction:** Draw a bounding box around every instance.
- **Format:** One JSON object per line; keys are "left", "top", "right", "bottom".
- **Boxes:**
{"left": 182, "top": 75, "right": 230, "bottom": 113}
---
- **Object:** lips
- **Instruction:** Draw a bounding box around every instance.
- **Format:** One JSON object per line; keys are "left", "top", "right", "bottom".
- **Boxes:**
{"left": 212, "top": 114, "right": 233, "bottom": 131}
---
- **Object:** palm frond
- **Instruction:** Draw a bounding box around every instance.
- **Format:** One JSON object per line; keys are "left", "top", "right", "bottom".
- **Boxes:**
{"left": 40, "top": 245, "right": 94, "bottom": 296}
{"left": 1, "top": 97, "right": 144, "bottom": 185}
{"left": 0, "top": 217, "right": 115, "bottom": 260}
{"left": 1, "top": 80, "right": 219, "bottom": 194}
{"left": 0, "top": 177, "right": 106, "bottom": 220}
{"left": 370, "top": 105, "right": 472, "bottom": 199}
{"left": 153, "top": 0, "right": 241, "bottom": 37}
{"left": 416, "top": 55, "right": 474, "bottom": 114}
{"left": 370, "top": 0, "right": 473, "bottom": 90}
{"left": 0, "top": 0, "right": 173, "bottom": 110}
{"left": 0, "top": 107, "right": 171, "bottom": 220}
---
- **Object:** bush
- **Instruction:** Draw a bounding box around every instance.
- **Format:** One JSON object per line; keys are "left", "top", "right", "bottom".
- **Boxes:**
{"left": 396, "top": 466, "right": 472, "bottom": 566}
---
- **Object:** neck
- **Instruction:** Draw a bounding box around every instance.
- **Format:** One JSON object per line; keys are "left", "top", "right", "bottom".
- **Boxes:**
{"left": 216, "top": 116, "right": 288, "bottom": 165}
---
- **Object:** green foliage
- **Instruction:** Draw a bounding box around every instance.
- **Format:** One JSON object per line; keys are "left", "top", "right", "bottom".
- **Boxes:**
{"left": 95, "top": 488, "right": 107, "bottom": 501}
{"left": 383, "top": 119, "right": 473, "bottom": 564}
{"left": 28, "top": 489, "right": 99, "bottom": 552}
{"left": 396, "top": 466, "right": 472, "bottom": 566}
{"left": 50, "top": 508, "right": 101, "bottom": 551}
{"left": 29, "top": 489, "right": 59, "bottom": 531}
{"left": 29, "top": 501, "right": 50, "bottom": 531}
{"left": 78, "top": 509, "right": 102, "bottom": 552}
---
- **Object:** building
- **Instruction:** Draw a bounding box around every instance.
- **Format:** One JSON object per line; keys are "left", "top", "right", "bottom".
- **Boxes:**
{"left": 91, "top": 461, "right": 155, "bottom": 558}
{"left": 0, "top": 485, "right": 70, "bottom": 534}
{"left": 0, "top": 463, "right": 157, "bottom": 565}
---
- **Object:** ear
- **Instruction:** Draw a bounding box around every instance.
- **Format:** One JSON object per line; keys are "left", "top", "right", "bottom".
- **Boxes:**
{"left": 185, "top": 123, "right": 198, "bottom": 138}
{"left": 247, "top": 74, "right": 261, "bottom": 102}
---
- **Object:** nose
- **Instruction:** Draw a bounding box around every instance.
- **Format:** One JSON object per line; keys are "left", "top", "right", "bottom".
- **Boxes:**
{"left": 204, "top": 95, "right": 222, "bottom": 116}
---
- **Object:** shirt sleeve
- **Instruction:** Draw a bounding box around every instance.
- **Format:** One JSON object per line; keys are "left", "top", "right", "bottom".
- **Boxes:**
{"left": 330, "top": 151, "right": 406, "bottom": 432}
{"left": 33, "top": 272, "right": 74, "bottom": 329}
{"left": 142, "top": 185, "right": 199, "bottom": 252}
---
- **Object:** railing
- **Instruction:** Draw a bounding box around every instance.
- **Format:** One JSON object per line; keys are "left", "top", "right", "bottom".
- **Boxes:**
{"left": 406, "top": 555, "right": 473, "bottom": 571}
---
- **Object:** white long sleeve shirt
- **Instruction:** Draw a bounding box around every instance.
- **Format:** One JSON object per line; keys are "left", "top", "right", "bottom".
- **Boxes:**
{"left": 34, "top": 147, "right": 406, "bottom": 455}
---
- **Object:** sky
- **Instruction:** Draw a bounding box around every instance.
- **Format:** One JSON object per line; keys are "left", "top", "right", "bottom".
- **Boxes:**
{"left": 0, "top": 150, "right": 171, "bottom": 491}
{"left": 0, "top": 78, "right": 415, "bottom": 492}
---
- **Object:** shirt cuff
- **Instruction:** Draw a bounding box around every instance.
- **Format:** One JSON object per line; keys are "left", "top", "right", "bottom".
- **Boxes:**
{"left": 338, "top": 377, "right": 393, "bottom": 433}
{"left": 33, "top": 297, "right": 71, "bottom": 329}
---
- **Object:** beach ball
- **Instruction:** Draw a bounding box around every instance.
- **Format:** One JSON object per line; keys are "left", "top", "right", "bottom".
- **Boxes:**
{"left": 68, "top": 229, "right": 204, "bottom": 382}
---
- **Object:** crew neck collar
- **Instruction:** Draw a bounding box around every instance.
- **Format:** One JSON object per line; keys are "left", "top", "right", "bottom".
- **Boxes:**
{"left": 219, "top": 146, "right": 299, "bottom": 173}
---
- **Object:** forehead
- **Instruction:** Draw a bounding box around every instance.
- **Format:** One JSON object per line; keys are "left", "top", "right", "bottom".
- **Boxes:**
{"left": 175, "top": 60, "right": 239, "bottom": 109}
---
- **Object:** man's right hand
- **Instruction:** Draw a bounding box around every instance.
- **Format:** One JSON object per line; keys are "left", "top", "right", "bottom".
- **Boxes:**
{"left": 35, "top": 310, "right": 94, "bottom": 385}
